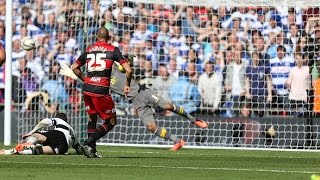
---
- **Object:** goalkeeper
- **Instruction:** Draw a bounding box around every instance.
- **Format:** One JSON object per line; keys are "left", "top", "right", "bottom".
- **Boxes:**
{"left": 60, "top": 55, "right": 208, "bottom": 151}
{"left": 0, "top": 113, "right": 82, "bottom": 155}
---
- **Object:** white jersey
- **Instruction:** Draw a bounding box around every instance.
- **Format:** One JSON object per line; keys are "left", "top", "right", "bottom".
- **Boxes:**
{"left": 41, "top": 118, "right": 78, "bottom": 147}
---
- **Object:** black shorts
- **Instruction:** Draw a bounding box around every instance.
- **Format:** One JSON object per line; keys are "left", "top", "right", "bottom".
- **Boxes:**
{"left": 40, "top": 130, "right": 68, "bottom": 155}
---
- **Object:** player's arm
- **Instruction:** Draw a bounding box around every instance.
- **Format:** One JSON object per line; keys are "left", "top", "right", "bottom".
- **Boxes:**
{"left": 0, "top": 44, "right": 5, "bottom": 66}
{"left": 60, "top": 64, "right": 84, "bottom": 84}
{"left": 22, "top": 118, "right": 54, "bottom": 138}
{"left": 70, "top": 52, "right": 87, "bottom": 81}
{"left": 122, "top": 62, "right": 132, "bottom": 87}
{"left": 114, "top": 47, "right": 132, "bottom": 94}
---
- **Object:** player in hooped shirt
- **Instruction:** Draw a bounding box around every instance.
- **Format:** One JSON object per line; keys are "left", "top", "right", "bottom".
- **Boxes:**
{"left": 70, "top": 27, "right": 132, "bottom": 158}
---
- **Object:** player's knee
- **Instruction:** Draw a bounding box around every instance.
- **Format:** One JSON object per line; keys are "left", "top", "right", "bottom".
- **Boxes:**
{"left": 146, "top": 122, "right": 157, "bottom": 132}
{"left": 101, "top": 117, "right": 117, "bottom": 133}
{"left": 108, "top": 117, "right": 117, "bottom": 126}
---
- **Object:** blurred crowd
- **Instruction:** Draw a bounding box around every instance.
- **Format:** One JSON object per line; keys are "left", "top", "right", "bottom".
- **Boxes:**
{"left": 1, "top": 0, "right": 320, "bottom": 117}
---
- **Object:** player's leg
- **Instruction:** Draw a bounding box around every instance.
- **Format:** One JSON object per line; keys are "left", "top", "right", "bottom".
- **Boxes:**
{"left": 153, "top": 94, "right": 208, "bottom": 128}
{"left": 82, "top": 95, "right": 117, "bottom": 158}
{"left": 82, "top": 95, "right": 99, "bottom": 156}
{"left": 17, "top": 130, "right": 68, "bottom": 155}
{"left": 87, "top": 114, "right": 98, "bottom": 154}
{"left": 26, "top": 132, "right": 47, "bottom": 144}
{"left": 14, "top": 132, "right": 47, "bottom": 152}
{"left": 16, "top": 145, "right": 50, "bottom": 155}
{"left": 138, "top": 108, "right": 184, "bottom": 151}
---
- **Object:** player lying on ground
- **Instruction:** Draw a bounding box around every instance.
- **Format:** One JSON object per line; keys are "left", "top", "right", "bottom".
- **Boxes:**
{"left": 0, "top": 113, "right": 82, "bottom": 155}
{"left": 60, "top": 55, "right": 208, "bottom": 154}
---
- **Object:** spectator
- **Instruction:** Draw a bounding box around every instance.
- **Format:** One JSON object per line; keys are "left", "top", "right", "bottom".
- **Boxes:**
{"left": 34, "top": 13, "right": 47, "bottom": 31}
{"left": 41, "top": 62, "right": 68, "bottom": 113}
{"left": 284, "top": 24, "right": 300, "bottom": 54}
{"left": 12, "top": 38, "right": 26, "bottom": 77}
{"left": 253, "top": 36, "right": 271, "bottom": 66}
{"left": 187, "top": 49, "right": 203, "bottom": 74}
{"left": 169, "top": 71, "right": 201, "bottom": 114}
{"left": 186, "top": 62, "right": 198, "bottom": 84}
{"left": 34, "top": 45, "right": 51, "bottom": 78}
{"left": 198, "top": 61, "right": 222, "bottom": 114}
{"left": 262, "top": 13, "right": 282, "bottom": 38}
{"left": 245, "top": 51, "right": 272, "bottom": 117}
{"left": 21, "top": 68, "right": 39, "bottom": 96}
{"left": 112, "top": 0, "right": 134, "bottom": 20}
{"left": 225, "top": 50, "right": 246, "bottom": 116}
{"left": 139, "top": 60, "right": 155, "bottom": 89}
{"left": 44, "top": 13, "right": 57, "bottom": 35}
{"left": 169, "top": 25, "right": 184, "bottom": 56}
{"left": 167, "top": 58, "right": 179, "bottom": 79}
{"left": 181, "top": 6, "right": 197, "bottom": 37}
{"left": 152, "top": 65, "right": 176, "bottom": 102}
{"left": 130, "top": 20, "right": 152, "bottom": 47}
{"left": 286, "top": 53, "right": 310, "bottom": 117}
{"left": 101, "top": 9, "right": 113, "bottom": 30}
{"left": 156, "top": 21, "right": 170, "bottom": 50}
{"left": 269, "top": 45, "right": 295, "bottom": 113}
{"left": 145, "top": 40, "right": 158, "bottom": 69}
{"left": 25, "top": 50, "right": 44, "bottom": 83}
{"left": 113, "top": 12, "right": 130, "bottom": 38}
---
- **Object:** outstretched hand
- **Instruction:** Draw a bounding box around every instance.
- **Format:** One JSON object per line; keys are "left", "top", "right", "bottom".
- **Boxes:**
{"left": 60, "top": 64, "right": 84, "bottom": 84}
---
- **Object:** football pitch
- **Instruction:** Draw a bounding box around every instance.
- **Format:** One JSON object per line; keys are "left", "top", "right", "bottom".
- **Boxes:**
{"left": 0, "top": 145, "right": 319, "bottom": 180}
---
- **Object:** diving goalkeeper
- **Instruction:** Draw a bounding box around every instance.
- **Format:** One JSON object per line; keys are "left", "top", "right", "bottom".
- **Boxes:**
{"left": 0, "top": 113, "right": 82, "bottom": 155}
{"left": 60, "top": 55, "right": 208, "bottom": 152}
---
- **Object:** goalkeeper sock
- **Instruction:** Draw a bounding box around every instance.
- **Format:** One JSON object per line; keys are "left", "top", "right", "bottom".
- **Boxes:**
{"left": 154, "top": 127, "right": 180, "bottom": 143}
{"left": 87, "top": 120, "right": 97, "bottom": 153}
{"left": 172, "top": 104, "right": 196, "bottom": 123}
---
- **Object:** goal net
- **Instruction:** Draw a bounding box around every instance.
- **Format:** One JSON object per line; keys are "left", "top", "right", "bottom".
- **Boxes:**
{"left": 13, "top": 0, "right": 320, "bottom": 150}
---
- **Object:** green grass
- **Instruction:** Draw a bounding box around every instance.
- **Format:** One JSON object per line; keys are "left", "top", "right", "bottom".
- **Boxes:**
{"left": 0, "top": 145, "right": 319, "bottom": 180}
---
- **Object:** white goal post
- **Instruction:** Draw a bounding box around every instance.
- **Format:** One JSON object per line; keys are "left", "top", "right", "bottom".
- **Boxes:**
{"left": 7, "top": 0, "right": 320, "bottom": 150}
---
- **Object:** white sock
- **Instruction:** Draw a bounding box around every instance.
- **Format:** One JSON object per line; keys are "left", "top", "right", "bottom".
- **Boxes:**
{"left": 18, "top": 149, "right": 33, "bottom": 155}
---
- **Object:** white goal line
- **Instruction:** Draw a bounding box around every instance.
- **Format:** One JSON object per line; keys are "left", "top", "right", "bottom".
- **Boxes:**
{"left": 0, "top": 160, "right": 318, "bottom": 174}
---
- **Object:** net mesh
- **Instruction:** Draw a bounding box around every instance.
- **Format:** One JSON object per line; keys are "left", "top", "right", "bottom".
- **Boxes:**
{"left": 7, "top": 0, "right": 320, "bottom": 149}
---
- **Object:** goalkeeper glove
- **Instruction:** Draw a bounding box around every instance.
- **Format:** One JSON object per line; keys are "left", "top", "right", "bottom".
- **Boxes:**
{"left": 60, "top": 64, "right": 84, "bottom": 84}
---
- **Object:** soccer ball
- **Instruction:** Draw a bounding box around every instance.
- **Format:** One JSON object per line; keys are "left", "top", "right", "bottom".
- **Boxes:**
{"left": 21, "top": 37, "right": 35, "bottom": 51}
